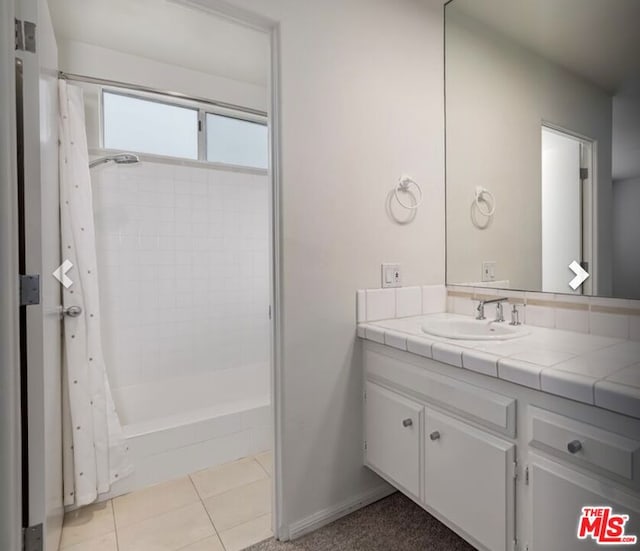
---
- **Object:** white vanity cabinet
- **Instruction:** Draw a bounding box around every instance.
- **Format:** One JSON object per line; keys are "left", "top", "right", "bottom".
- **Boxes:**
{"left": 364, "top": 381, "right": 422, "bottom": 499}
{"left": 425, "top": 409, "right": 515, "bottom": 551}
{"left": 525, "top": 407, "right": 640, "bottom": 551}
{"left": 364, "top": 346, "right": 518, "bottom": 551}
{"left": 529, "top": 455, "right": 640, "bottom": 551}
{"left": 362, "top": 340, "right": 640, "bottom": 551}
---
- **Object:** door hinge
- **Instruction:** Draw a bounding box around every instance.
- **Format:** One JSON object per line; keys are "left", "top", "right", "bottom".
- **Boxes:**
{"left": 15, "top": 19, "right": 36, "bottom": 52}
{"left": 512, "top": 460, "right": 518, "bottom": 480}
{"left": 15, "top": 19, "right": 23, "bottom": 50}
{"left": 19, "top": 274, "right": 40, "bottom": 306}
{"left": 524, "top": 465, "right": 529, "bottom": 485}
{"left": 23, "top": 523, "right": 43, "bottom": 551}
{"left": 580, "top": 167, "right": 589, "bottom": 180}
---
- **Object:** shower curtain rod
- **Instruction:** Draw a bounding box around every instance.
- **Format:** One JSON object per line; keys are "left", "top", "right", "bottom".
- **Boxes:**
{"left": 58, "top": 71, "right": 268, "bottom": 118}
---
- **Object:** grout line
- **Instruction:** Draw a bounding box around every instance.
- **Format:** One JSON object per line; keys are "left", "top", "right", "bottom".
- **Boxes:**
{"left": 192, "top": 474, "right": 227, "bottom": 551}
{"left": 253, "top": 455, "right": 273, "bottom": 478}
{"left": 253, "top": 455, "right": 271, "bottom": 478}
{"left": 108, "top": 499, "right": 121, "bottom": 551}
{"left": 188, "top": 472, "right": 209, "bottom": 502}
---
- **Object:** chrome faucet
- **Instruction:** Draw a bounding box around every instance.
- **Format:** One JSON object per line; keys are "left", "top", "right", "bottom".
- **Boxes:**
{"left": 476, "top": 297, "right": 508, "bottom": 321}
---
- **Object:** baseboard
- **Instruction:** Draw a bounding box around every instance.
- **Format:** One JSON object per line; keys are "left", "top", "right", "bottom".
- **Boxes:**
{"left": 287, "top": 483, "right": 396, "bottom": 540}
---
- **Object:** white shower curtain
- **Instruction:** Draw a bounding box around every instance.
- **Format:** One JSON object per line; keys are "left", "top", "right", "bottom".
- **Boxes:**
{"left": 58, "top": 81, "right": 133, "bottom": 507}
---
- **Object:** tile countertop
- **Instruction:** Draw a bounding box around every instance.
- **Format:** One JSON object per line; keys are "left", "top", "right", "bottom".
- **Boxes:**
{"left": 357, "top": 313, "right": 640, "bottom": 420}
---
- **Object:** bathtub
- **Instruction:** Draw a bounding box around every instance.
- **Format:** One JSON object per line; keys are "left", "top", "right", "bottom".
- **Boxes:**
{"left": 103, "top": 363, "right": 271, "bottom": 499}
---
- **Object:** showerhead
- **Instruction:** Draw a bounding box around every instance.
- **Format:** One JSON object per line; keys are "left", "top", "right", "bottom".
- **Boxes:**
{"left": 89, "top": 153, "right": 141, "bottom": 168}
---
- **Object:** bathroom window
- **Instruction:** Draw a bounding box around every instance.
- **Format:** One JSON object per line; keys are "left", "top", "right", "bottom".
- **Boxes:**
{"left": 101, "top": 90, "right": 268, "bottom": 169}
{"left": 103, "top": 92, "right": 199, "bottom": 160}
{"left": 206, "top": 114, "right": 268, "bottom": 169}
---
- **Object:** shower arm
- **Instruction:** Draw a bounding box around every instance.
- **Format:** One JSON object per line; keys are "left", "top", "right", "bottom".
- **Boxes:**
{"left": 89, "top": 153, "right": 140, "bottom": 169}
{"left": 88, "top": 157, "right": 112, "bottom": 169}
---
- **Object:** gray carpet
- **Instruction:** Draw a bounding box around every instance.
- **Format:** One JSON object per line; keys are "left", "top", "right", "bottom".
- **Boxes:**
{"left": 245, "top": 492, "right": 477, "bottom": 551}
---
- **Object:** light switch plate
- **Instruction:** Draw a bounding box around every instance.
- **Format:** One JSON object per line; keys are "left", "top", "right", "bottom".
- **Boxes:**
{"left": 381, "top": 263, "right": 401, "bottom": 288}
{"left": 482, "top": 261, "right": 496, "bottom": 282}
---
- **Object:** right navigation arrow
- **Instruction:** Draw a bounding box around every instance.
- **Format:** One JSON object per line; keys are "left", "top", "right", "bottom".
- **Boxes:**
{"left": 569, "top": 261, "right": 589, "bottom": 290}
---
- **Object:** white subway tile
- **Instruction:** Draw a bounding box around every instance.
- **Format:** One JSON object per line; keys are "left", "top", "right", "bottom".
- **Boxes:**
{"left": 396, "top": 286, "right": 422, "bottom": 318}
{"left": 589, "top": 312, "right": 629, "bottom": 339}
{"left": 94, "top": 161, "right": 270, "bottom": 389}
{"left": 555, "top": 308, "right": 589, "bottom": 334}
{"left": 364, "top": 326, "right": 386, "bottom": 344}
{"left": 406, "top": 336, "right": 433, "bottom": 358}
{"left": 594, "top": 381, "right": 640, "bottom": 419}
{"left": 497, "top": 358, "right": 542, "bottom": 390}
{"left": 462, "top": 351, "right": 498, "bottom": 377}
{"left": 541, "top": 368, "right": 595, "bottom": 404}
{"left": 384, "top": 330, "right": 407, "bottom": 351}
{"left": 524, "top": 305, "right": 554, "bottom": 329}
{"left": 449, "top": 296, "right": 475, "bottom": 317}
{"left": 422, "top": 285, "right": 447, "bottom": 314}
{"left": 432, "top": 343, "right": 463, "bottom": 368}
{"left": 365, "top": 289, "right": 396, "bottom": 321}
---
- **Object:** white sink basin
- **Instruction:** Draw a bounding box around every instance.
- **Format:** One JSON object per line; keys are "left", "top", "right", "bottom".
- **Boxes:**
{"left": 421, "top": 318, "right": 529, "bottom": 341}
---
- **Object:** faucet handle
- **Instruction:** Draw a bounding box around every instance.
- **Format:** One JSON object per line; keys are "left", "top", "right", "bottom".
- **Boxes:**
{"left": 509, "top": 303, "right": 523, "bottom": 326}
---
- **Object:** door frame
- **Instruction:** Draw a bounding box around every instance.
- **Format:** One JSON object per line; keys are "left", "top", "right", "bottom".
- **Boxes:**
{"left": 541, "top": 121, "right": 597, "bottom": 296}
{"left": 175, "top": 0, "right": 286, "bottom": 539}
{"left": 0, "top": 0, "right": 25, "bottom": 549}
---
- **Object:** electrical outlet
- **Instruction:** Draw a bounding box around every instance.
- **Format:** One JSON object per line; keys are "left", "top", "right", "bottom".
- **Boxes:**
{"left": 381, "top": 263, "right": 401, "bottom": 288}
{"left": 482, "top": 261, "right": 496, "bottom": 282}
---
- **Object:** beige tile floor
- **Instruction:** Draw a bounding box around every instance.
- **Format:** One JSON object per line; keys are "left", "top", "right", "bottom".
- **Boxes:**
{"left": 60, "top": 452, "right": 273, "bottom": 551}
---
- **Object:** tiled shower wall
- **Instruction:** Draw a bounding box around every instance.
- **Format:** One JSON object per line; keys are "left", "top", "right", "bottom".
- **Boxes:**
{"left": 92, "top": 160, "right": 270, "bottom": 390}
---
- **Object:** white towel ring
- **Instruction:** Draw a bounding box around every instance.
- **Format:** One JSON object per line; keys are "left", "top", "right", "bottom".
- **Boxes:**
{"left": 474, "top": 186, "right": 496, "bottom": 217}
{"left": 394, "top": 175, "right": 423, "bottom": 210}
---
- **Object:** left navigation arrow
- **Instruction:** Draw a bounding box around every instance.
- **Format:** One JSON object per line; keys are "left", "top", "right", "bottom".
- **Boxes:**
{"left": 53, "top": 259, "right": 73, "bottom": 288}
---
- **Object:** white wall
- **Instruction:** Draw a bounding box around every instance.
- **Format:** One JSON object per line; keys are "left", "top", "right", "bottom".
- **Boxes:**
{"left": 446, "top": 11, "right": 613, "bottom": 293}
{"left": 92, "top": 160, "right": 271, "bottom": 391}
{"left": 194, "top": 0, "right": 446, "bottom": 537}
{"left": 612, "top": 178, "right": 640, "bottom": 299}
{"left": 612, "top": 88, "right": 640, "bottom": 299}
{"left": 57, "top": 39, "right": 268, "bottom": 113}
{"left": 612, "top": 88, "right": 640, "bottom": 182}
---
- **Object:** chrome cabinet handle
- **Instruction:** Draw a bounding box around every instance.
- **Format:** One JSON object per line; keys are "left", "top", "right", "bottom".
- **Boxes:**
{"left": 567, "top": 440, "right": 583, "bottom": 454}
{"left": 63, "top": 305, "right": 83, "bottom": 318}
{"left": 402, "top": 418, "right": 413, "bottom": 428}
{"left": 429, "top": 431, "right": 440, "bottom": 441}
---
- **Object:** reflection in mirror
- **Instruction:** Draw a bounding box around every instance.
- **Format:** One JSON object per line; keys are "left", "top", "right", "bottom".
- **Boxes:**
{"left": 445, "top": 0, "right": 640, "bottom": 299}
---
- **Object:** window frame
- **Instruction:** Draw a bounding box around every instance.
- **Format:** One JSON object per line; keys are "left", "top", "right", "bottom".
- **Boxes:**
{"left": 100, "top": 87, "right": 268, "bottom": 170}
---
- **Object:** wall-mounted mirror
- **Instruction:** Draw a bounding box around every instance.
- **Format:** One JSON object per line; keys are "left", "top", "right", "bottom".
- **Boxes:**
{"left": 445, "top": 0, "right": 640, "bottom": 299}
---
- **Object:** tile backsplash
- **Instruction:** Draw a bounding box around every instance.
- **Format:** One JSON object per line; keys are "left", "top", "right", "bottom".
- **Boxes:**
{"left": 93, "top": 160, "right": 270, "bottom": 389}
{"left": 356, "top": 285, "right": 447, "bottom": 322}
{"left": 357, "top": 283, "right": 640, "bottom": 341}
{"left": 447, "top": 286, "right": 640, "bottom": 341}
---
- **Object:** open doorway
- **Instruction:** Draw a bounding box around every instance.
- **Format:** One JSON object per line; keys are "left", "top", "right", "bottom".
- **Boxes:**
{"left": 12, "top": 0, "right": 281, "bottom": 549}
{"left": 541, "top": 124, "right": 595, "bottom": 295}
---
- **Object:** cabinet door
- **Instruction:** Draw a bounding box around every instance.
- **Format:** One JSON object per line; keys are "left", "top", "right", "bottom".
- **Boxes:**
{"left": 531, "top": 455, "right": 640, "bottom": 551}
{"left": 365, "top": 381, "right": 422, "bottom": 498}
{"left": 425, "top": 409, "right": 515, "bottom": 551}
